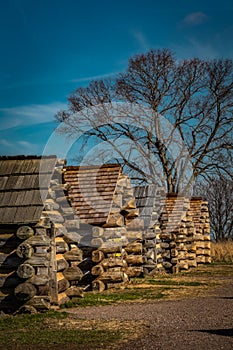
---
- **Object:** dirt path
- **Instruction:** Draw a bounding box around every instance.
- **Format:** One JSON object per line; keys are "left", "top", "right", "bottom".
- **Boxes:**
{"left": 66, "top": 281, "right": 233, "bottom": 350}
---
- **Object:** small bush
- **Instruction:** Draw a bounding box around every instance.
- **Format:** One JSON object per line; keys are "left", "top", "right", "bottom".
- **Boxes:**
{"left": 211, "top": 241, "right": 233, "bottom": 263}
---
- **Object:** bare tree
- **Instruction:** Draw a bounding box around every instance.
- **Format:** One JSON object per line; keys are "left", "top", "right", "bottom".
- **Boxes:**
{"left": 195, "top": 176, "right": 233, "bottom": 241}
{"left": 55, "top": 49, "right": 233, "bottom": 193}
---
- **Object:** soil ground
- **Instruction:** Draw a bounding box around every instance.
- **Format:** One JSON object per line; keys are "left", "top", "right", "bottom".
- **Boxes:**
{"left": 65, "top": 264, "right": 233, "bottom": 349}
{"left": 1, "top": 264, "right": 232, "bottom": 349}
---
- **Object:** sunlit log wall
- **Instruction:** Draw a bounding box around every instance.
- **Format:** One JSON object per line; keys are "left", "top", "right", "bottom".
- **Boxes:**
{"left": 0, "top": 159, "right": 211, "bottom": 314}
{"left": 158, "top": 194, "right": 211, "bottom": 273}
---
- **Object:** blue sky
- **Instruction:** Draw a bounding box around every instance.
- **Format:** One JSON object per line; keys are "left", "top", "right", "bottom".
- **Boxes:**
{"left": 0, "top": 0, "right": 232, "bottom": 158}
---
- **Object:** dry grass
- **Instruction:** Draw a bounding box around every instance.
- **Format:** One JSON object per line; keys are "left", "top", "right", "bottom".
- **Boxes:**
{"left": 211, "top": 240, "right": 233, "bottom": 263}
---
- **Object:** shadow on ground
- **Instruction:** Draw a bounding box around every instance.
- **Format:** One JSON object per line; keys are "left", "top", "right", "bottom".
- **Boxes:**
{"left": 193, "top": 328, "right": 233, "bottom": 337}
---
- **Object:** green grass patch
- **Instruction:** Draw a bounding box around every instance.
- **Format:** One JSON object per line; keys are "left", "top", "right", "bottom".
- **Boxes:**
{"left": 61, "top": 287, "right": 166, "bottom": 308}
{"left": 179, "top": 263, "right": 233, "bottom": 277}
{"left": 0, "top": 310, "right": 67, "bottom": 331}
{"left": 146, "top": 279, "right": 204, "bottom": 286}
{"left": 0, "top": 311, "right": 121, "bottom": 347}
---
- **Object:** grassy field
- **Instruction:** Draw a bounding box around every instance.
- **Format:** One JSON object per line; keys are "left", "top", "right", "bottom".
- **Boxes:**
{"left": 0, "top": 263, "right": 232, "bottom": 349}
{"left": 211, "top": 240, "right": 233, "bottom": 263}
{"left": 0, "top": 311, "right": 126, "bottom": 350}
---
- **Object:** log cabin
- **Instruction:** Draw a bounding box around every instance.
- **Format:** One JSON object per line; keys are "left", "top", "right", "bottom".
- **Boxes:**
{"left": 0, "top": 156, "right": 211, "bottom": 313}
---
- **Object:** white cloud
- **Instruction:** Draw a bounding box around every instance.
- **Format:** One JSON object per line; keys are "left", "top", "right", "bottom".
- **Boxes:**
{"left": 70, "top": 71, "right": 120, "bottom": 83}
{"left": 131, "top": 30, "right": 150, "bottom": 50}
{"left": 17, "top": 140, "right": 34, "bottom": 148}
{"left": 0, "top": 139, "right": 13, "bottom": 147}
{"left": 182, "top": 12, "right": 208, "bottom": 26}
{"left": 0, "top": 101, "right": 67, "bottom": 130}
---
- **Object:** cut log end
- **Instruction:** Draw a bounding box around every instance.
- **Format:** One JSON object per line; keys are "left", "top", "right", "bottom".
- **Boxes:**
{"left": 16, "top": 226, "right": 34, "bottom": 240}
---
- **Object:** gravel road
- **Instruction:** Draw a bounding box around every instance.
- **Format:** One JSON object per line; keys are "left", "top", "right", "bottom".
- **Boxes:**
{"left": 67, "top": 281, "right": 233, "bottom": 350}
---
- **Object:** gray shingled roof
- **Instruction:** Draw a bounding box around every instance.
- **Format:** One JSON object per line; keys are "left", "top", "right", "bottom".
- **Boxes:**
{"left": 0, "top": 155, "right": 57, "bottom": 224}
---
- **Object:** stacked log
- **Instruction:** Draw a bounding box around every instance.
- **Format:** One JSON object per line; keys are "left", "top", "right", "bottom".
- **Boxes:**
{"left": 91, "top": 228, "right": 129, "bottom": 292}
{"left": 159, "top": 195, "right": 180, "bottom": 272}
{"left": 159, "top": 195, "right": 212, "bottom": 273}
{"left": 155, "top": 224, "right": 164, "bottom": 272}
{"left": 177, "top": 205, "right": 196, "bottom": 271}
{"left": 91, "top": 237, "right": 143, "bottom": 291}
{"left": 189, "top": 197, "right": 203, "bottom": 267}
{"left": 16, "top": 226, "right": 52, "bottom": 310}
{"left": 159, "top": 195, "right": 194, "bottom": 273}
{"left": 194, "top": 201, "right": 211, "bottom": 264}
{"left": 0, "top": 157, "right": 213, "bottom": 314}
{"left": 201, "top": 201, "right": 211, "bottom": 264}
{"left": 0, "top": 158, "right": 87, "bottom": 313}
{"left": 0, "top": 224, "right": 52, "bottom": 313}
{"left": 0, "top": 227, "right": 25, "bottom": 313}
{"left": 90, "top": 173, "right": 143, "bottom": 291}
{"left": 133, "top": 186, "right": 167, "bottom": 275}
{"left": 45, "top": 161, "right": 88, "bottom": 303}
{"left": 189, "top": 198, "right": 211, "bottom": 265}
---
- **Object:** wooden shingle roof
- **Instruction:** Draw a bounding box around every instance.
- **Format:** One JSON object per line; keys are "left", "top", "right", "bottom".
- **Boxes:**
{"left": 134, "top": 185, "right": 157, "bottom": 228}
{"left": 64, "top": 164, "right": 122, "bottom": 225}
{"left": 0, "top": 155, "right": 57, "bottom": 224}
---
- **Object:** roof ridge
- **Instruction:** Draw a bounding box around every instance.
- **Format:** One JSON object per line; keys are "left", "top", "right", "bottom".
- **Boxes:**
{"left": 65, "top": 164, "right": 122, "bottom": 170}
{"left": 0, "top": 155, "right": 57, "bottom": 160}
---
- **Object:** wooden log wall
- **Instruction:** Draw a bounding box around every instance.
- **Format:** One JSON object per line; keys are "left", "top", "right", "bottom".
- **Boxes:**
{"left": 0, "top": 158, "right": 85, "bottom": 313}
{"left": 134, "top": 185, "right": 166, "bottom": 275}
{"left": 201, "top": 201, "right": 211, "bottom": 264}
{"left": 159, "top": 195, "right": 187, "bottom": 273}
{"left": 176, "top": 203, "right": 196, "bottom": 271}
{"left": 159, "top": 195, "right": 211, "bottom": 273}
{"left": 91, "top": 174, "right": 143, "bottom": 291}
{"left": 0, "top": 224, "right": 52, "bottom": 313}
{"left": 0, "top": 160, "right": 212, "bottom": 314}
{"left": 191, "top": 199, "right": 211, "bottom": 265}
{"left": 45, "top": 160, "right": 88, "bottom": 305}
